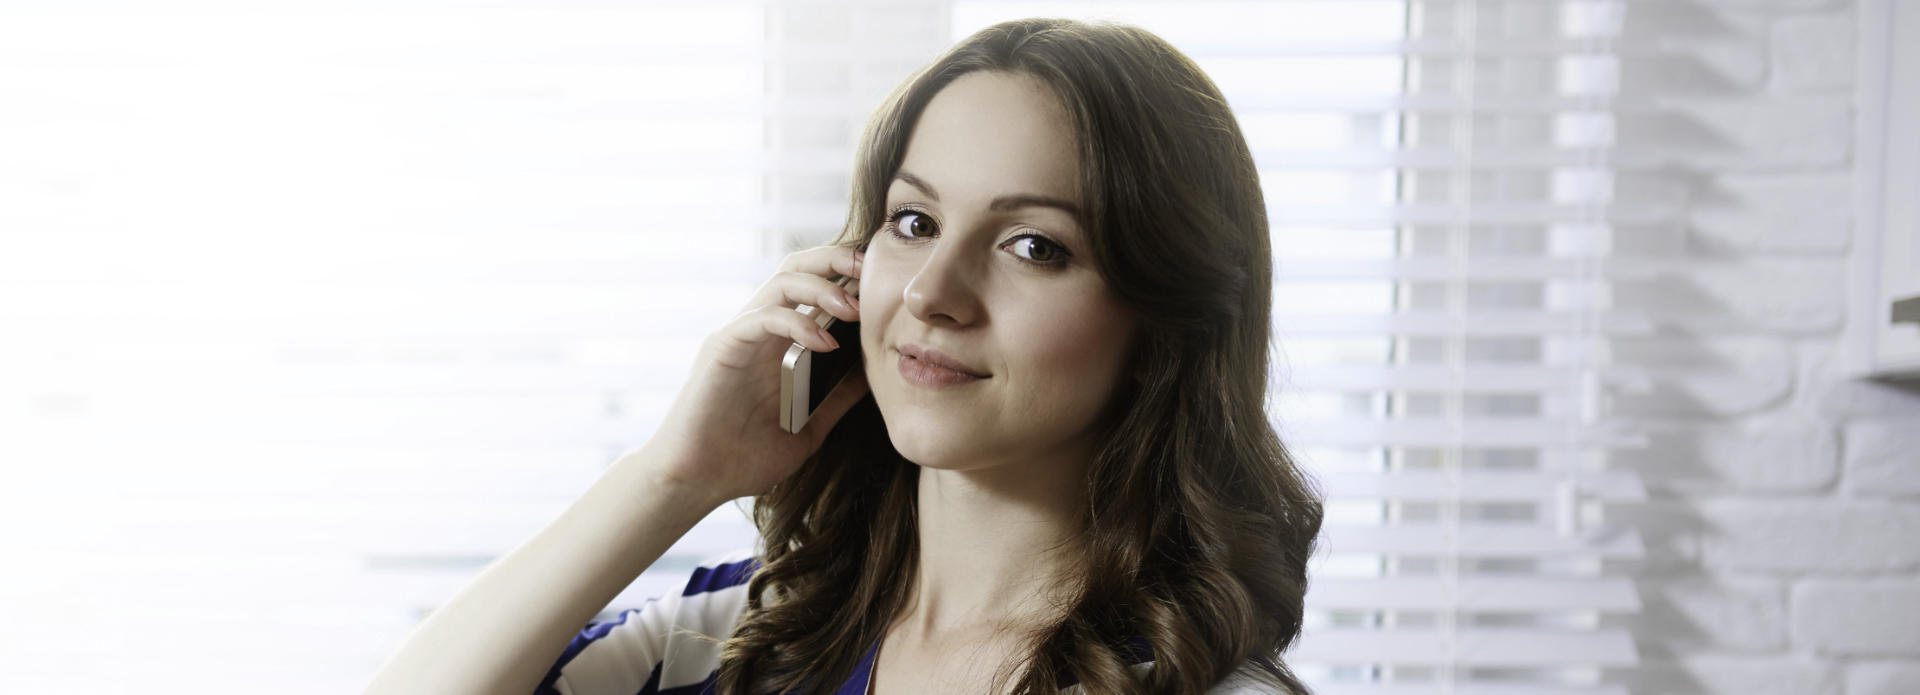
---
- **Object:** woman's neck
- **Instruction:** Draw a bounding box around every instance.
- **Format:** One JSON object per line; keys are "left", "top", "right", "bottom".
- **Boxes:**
{"left": 893, "top": 451, "right": 1089, "bottom": 642}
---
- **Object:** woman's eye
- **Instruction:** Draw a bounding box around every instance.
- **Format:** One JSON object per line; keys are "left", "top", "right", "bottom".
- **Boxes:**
{"left": 895, "top": 211, "right": 936, "bottom": 238}
{"left": 1006, "top": 235, "right": 1068, "bottom": 264}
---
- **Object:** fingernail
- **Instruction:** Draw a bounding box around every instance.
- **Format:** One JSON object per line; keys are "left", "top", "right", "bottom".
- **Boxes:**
{"left": 846, "top": 294, "right": 860, "bottom": 311}
{"left": 819, "top": 329, "right": 838, "bottom": 350}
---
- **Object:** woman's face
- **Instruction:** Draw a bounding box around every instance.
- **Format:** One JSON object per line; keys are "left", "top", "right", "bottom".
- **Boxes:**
{"left": 859, "top": 70, "right": 1139, "bottom": 473}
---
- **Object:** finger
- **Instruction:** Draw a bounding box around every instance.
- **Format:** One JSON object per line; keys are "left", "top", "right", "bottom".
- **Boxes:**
{"left": 776, "top": 244, "right": 864, "bottom": 282}
{"left": 765, "top": 271, "right": 859, "bottom": 322}
{"left": 716, "top": 305, "right": 839, "bottom": 356}
{"left": 803, "top": 364, "right": 872, "bottom": 447}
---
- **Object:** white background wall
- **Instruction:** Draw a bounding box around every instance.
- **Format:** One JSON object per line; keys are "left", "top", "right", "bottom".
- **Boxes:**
{"left": 1613, "top": 1, "right": 1920, "bottom": 693}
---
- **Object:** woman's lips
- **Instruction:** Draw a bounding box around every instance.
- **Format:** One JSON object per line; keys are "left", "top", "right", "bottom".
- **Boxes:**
{"left": 899, "top": 343, "right": 987, "bottom": 376}
{"left": 897, "top": 352, "right": 986, "bottom": 388}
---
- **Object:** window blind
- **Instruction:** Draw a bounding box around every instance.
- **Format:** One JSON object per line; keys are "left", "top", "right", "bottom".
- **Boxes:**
{"left": 0, "top": 1, "right": 1645, "bottom": 693}
{"left": 941, "top": 2, "right": 1648, "bottom": 693}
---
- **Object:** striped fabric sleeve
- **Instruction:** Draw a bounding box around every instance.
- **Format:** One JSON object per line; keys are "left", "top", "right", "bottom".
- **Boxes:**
{"left": 533, "top": 547, "right": 761, "bottom": 695}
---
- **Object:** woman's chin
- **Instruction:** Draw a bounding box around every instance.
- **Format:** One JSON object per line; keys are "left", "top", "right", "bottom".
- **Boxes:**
{"left": 885, "top": 425, "right": 989, "bottom": 471}
{"left": 889, "top": 438, "right": 967, "bottom": 470}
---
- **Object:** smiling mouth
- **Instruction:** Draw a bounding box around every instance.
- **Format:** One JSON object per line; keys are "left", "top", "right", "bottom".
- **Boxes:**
{"left": 897, "top": 351, "right": 988, "bottom": 388}
{"left": 897, "top": 343, "right": 989, "bottom": 377}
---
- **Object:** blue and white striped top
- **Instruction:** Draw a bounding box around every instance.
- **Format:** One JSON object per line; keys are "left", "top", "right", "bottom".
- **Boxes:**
{"left": 534, "top": 548, "right": 1278, "bottom": 694}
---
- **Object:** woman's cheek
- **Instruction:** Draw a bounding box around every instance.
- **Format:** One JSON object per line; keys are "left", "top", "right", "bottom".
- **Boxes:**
{"left": 1029, "top": 299, "right": 1099, "bottom": 358}
{"left": 1024, "top": 295, "right": 1137, "bottom": 390}
{"left": 857, "top": 270, "right": 903, "bottom": 349}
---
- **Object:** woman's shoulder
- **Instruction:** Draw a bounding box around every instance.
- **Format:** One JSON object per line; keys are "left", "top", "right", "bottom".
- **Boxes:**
{"left": 679, "top": 547, "right": 760, "bottom": 598}
{"left": 1057, "top": 661, "right": 1298, "bottom": 694}
{"left": 662, "top": 547, "right": 761, "bottom": 636}
{"left": 1205, "top": 663, "right": 1296, "bottom": 694}
{"left": 534, "top": 548, "right": 760, "bottom": 695}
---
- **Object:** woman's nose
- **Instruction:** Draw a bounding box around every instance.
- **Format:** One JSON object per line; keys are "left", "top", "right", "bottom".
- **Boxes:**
{"left": 902, "top": 241, "right": 982, "bottom": 327}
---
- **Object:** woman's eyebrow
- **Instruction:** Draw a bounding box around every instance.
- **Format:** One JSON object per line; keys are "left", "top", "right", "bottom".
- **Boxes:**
{"left": 894, "top": 169, "right": 1082, "bottom": 218}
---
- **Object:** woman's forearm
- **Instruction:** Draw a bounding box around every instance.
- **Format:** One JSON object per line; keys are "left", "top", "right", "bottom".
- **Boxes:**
{"left": 361, "top": 446, "right": 727, "bottom": 695}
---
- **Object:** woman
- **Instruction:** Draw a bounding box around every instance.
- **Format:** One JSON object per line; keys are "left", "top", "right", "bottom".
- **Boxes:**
{"left": 365, "top": 17, "right": 1322, "bottom": 695}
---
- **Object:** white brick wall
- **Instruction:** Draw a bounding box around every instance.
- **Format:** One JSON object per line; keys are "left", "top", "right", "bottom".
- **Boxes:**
{"left": 1792, "top": 581, "right": 1920, "bottom": 656}
{"left": 1621, "top": 1, "right": 1920, "bottom": 693}
{"left": 1848, "top": 662, "right": 1920, "bottom": 695}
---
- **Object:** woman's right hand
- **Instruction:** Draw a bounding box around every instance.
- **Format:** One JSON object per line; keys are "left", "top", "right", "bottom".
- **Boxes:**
{"left": 632, "top": 244, "right": 872, "bottom": 506}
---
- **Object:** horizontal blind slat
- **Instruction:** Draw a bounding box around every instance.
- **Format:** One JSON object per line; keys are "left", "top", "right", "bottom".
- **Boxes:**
{"left": 1274, "top": 418, "right": 1643, "bottom": 447}
{"left": 1317, "top": 522, "right": 1643, "bottom": 558}
{"left": 1290, "top": 627, "right": 1638, "bottom": 666}
{"left": 1270, "top": 312, "right": 1652, "bottom": 336}
{"left": 1307, "top": 576, "right": 1640, "bottom": 611}
{"left": 1280, "top": 364, "right": 1649, "bottom": 393}
{"left": 1317, "top": 471, "right": 1646, "bottom": 502}
{"left": 1311, "top": 685, "right": 1630, "bottom": 695}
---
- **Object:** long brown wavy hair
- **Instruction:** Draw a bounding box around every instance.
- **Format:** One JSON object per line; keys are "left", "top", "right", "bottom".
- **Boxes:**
{"left": 713, "top": 18, "right": 1323, "bottom": 694}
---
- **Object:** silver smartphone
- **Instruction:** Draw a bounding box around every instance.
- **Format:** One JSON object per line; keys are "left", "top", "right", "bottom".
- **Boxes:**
{"left": 780, "top": 274, "right": 861, "bottom": 434}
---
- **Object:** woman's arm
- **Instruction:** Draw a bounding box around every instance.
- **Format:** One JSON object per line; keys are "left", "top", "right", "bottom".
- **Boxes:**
{"left": 360, "top": 445, "right": 724, "bottom": 695}
{"left": 361, "top": 244, "right": 868, "bottom": 695}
